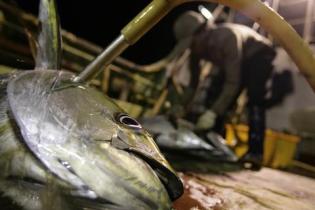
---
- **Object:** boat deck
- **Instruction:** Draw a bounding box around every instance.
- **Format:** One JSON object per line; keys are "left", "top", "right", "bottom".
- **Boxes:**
{"left": 174, "top": 168, "right": 315, "bottom": 210}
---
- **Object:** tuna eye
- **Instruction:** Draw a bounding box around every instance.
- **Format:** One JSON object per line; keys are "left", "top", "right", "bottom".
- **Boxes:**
{"left": 116, "top": 113, "right": 142, "bottom": 129}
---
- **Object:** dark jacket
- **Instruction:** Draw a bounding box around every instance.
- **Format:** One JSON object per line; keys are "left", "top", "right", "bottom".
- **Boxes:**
{"left": 190, "top": 23, "right": 275, "bottom": 115}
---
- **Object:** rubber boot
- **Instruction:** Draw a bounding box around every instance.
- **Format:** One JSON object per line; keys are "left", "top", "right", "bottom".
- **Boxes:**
{"left": 241, "top": 106, "right": 265, "bottom": 170}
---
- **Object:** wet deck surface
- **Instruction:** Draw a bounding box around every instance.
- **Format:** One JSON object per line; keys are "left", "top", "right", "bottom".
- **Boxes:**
{"left": 1, "top": 168, "right": 315, "bottom": 210}
{"left": 173, "top": 173, "right": 224, "bottom": 210}
{"left": 173, "top": 168, "right": 315, "bottom": 210}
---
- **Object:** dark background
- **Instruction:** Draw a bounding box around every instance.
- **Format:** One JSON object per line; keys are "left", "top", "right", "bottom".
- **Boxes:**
{"left": 14, "top": 0, "right": 202, "bottom": 64}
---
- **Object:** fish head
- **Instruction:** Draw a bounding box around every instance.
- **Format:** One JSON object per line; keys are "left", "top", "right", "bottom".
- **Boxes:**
{"left": 7, "top": 70, "right": 183, "bottom": 210}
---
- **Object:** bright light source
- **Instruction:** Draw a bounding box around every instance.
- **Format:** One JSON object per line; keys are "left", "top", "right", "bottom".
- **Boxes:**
{"left": 198, "top": 5, "right": 214, "bottom": 20}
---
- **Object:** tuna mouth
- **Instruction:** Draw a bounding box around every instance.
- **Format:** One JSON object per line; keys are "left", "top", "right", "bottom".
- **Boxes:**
{"left": 111, "top": 132, "right": 184, "bottom": 201}
{"left": 127, "top": 149, "right": 183, "bottom": 201}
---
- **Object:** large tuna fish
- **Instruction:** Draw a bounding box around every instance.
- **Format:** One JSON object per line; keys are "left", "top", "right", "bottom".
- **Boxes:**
{"left": 0, "top": 70, "right": 183, "bottom": 210}
{"left": 0, "top": 0, "right": 182, "bottom": 208}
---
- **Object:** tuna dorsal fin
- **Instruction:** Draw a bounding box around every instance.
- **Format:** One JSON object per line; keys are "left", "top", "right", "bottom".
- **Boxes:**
{"left": 35, "top": 0, "right": 61, "bottom": 70}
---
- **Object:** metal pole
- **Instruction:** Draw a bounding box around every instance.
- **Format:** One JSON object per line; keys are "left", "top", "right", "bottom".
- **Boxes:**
{"left": 73, "top": 35, "right": 128, "bottom": 83}
{"left": 304, "top": 0, "right": 314, "bottom": 43}
{"left": 271, "top": 0, "right": 280, "bottom": 12}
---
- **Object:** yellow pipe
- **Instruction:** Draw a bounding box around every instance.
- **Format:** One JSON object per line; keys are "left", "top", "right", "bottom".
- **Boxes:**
{"left": 122, "top": 0, "right": 181, "bottom": 45}
{"left": 122, "top": 0, "right": 315, "bottom": 91}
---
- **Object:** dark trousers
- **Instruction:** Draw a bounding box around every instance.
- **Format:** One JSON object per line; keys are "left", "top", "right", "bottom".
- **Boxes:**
{"left": 243, "top": 50, "right": 275, "bottom": 157}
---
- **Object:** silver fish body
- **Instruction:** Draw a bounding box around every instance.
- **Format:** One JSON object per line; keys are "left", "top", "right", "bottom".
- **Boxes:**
{"left": 0, "top": 70, "right": 183, "bottom": 210}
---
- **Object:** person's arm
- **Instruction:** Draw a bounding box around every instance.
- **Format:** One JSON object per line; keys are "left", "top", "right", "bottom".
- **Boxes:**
{"left": 210, "top": 33, "right": 242, "bottom": 116}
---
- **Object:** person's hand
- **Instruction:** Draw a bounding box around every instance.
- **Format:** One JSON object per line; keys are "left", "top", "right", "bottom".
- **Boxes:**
{"left": 196, "top": 110, "right": 217, "bottom": 130}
